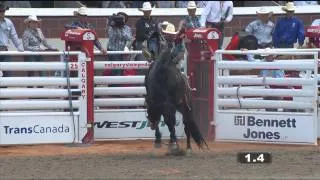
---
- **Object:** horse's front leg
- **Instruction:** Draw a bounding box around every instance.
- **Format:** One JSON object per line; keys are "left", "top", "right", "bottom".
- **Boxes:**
{"left": 154, "top": 124, "right": 162, "bottom": 148}
{"left": 163, "top": 104, "right": 178, "bottom": 151}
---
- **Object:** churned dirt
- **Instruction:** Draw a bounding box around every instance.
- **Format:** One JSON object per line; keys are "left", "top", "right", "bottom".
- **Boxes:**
{"left": 0, "top": 140, "right": 319, "bottom": 179}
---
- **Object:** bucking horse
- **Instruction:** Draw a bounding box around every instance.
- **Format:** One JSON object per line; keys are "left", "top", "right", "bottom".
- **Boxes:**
{"left": 143, "top": 40, "right": 208, "bottom": 155}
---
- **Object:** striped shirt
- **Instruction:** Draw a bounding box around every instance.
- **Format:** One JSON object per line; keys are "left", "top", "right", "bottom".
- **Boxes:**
{"left": 0, "top": 18, "right": 23, "bottom": 51}
{"left": 107, "top": 25, "right": 132, "bottom": 51}
{"left": 22, "top": 28, "right": 55, "bottom": 51}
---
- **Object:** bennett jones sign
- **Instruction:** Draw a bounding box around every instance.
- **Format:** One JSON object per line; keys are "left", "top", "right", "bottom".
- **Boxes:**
{"left": 94, "top": 110, "right": 185, "bottom": 139}
{"left": 216, "top": 113, "right": 317, "bottom": 144}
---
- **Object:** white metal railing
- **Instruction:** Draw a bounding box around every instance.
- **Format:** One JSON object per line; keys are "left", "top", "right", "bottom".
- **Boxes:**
{"left": 214, "top": 48, "right": 319, "bottom": 145}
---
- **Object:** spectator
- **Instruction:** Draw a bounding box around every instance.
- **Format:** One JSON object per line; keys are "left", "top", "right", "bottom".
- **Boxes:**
{"left": 200, "top": 1, "right": 233, "bottom": 49}
{"left": 273, "top": 2, "right": 305, "bottom": 48}
{"left": 176, "top": 1, "right": 188, "bottom": 8}
{"left": 256, "top": 48, "right": 285, "bottom": 112}
{"left": 101, "top": 1, "right": 126, "bottom": 8}
{"left": 196, "top": 1, "right": 208, "bottom": 8}
{"left": 245, "top": 7, "right": 274, "bottom": 48}
{"left": 294, "top": 1, "right": 318, "bottom": 5}
{"left": 0, "top": 4, "right": 24, "bottom": 77}
{"left": 2, "top": 1, "right": 31, "bottom": 8}
{"left": 106, "top": 12, "right": 133, "bottom": 76}
{"left": 65, "top": 6, "right": 107, "bottom": 55}
{"left": 178, "top": 1, "right": 201, "bottom": 31}
{"left": 156, "top": 1, "right": 175, "bottom": 8}
{"left": 134, "top": 2, "right": 160, "bottom": 61}
{"left": 22, "top": 15, "right": 58, "bottom": 77}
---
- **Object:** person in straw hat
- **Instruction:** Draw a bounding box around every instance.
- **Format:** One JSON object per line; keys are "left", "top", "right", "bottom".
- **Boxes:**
{"left": 245, "top": 7, "right": 274, "bottom": 49}
{"left": 22, "top": 15, "right": 58, "bottom": 77}
{"left": 65, "top": 6, "right": 107, "bottom": 55}
{"left": 273, "top": 2, "right": 305, "bottom": 48}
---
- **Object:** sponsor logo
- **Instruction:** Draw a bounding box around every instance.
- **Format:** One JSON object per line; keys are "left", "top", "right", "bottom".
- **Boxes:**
{"left": 307, "top": 28, "right": 320, "bottom": 34}
{"left": 193, "top": 33, "right": 203, "bottom": 39}
{"left": 94, "top": 120, "right": 181, "bottom": 129}
{"left": 234, "top": 115, "right": 296, "bottom": 140}
{"left": 3, "top": 125, "right": 70, "bottom": 135}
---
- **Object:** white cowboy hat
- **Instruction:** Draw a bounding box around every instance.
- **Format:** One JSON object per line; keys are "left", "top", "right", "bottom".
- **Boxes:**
{"left": 162, "top": 23, "right": 178, "bottom": 35}
{"left": 24, "top": 15, "right": 41, "bottom": 24}
{"left": 187, "top": 1, "right": 197, "bottom": 9}
{"left": 256, "top": 7, "right": 273, "bottom": 16}
{"left": 74, "top": 6, "right": 88, "bottom": 16}
{"left": 260, "top": 47, "right": 274, "bottom": 57}
{"left": 139, "top": 2, "right": 152, "bottom": 11}
{"left": 282, "top": 2, "right": 295, "bottom": 12}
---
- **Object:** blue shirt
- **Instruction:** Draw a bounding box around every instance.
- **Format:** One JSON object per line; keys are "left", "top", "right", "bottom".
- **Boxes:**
{"left": 247, "top": 54, "right": 284, "bottom": 78}
{"left": 273, "top": 16, "right": 305, "bottom": 47}
{"left": 0, "top": 18, "right": 23, "bottom": 51}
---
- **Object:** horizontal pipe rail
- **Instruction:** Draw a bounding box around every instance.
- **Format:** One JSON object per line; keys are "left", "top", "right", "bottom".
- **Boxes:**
{"left": 94, "top": 76, "right": 145, "bottom": 84}
{"left": 0, "top": 62, "right": 79, "bottom": 71}
{"left": 217, "top": 87, "right": 314, "bottom": 97}
{"left": 217, "top": 99, "right": 314, "bottom": 109}
{"left": 94, "top": 87, "right": 146, "bottom": 96}
{"left": 0, "top": 77, "right": 79, "bottom": 86}
{"left": 0, "top": 100, "right": 80, "bottom": 110}
{"left": 95, "top": 98, "right": 145, "bottom": 107}
{"left": 0, "top": 88, "right": 80, "bottom": 98}
{"left": 217, "top": 77, "right": 314, "bottom": 86}
{"left": 216, "top": 60, "right": 315, "bottom": 70}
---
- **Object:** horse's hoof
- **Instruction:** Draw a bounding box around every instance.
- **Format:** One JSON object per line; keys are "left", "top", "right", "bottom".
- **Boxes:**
{"left": 154, "top": 143, "right": 162, "bottom": 149}
{"left": 186, "top": 148, "right": 192, "bottom": 156}
{"left": 168, "top": 142, "right": 179, "bottom": 151}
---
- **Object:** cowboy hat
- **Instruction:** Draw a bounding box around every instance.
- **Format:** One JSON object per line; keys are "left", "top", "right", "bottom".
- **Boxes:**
{"left": 187, "top": 1, "right": 197, "bottom": 9}
{"left": 162, "top": 23, "right": 178, "bottom": 35}
{"left": 0, "top": 4, "right": 9, "bottom": 11}
{"left": 256, "top": 7, "right": 273, "bottom": 16}
{"left": 74, "top": 6, "right": 88, "bottom": 16}
{"left": 24, "top": 15, "right": 41, "bottom": 24}
{"left": 282, "top": 2, "right": 295, "bottom": 12}
{"left": 139, "top": 2, "right": 152, "bottom": 11}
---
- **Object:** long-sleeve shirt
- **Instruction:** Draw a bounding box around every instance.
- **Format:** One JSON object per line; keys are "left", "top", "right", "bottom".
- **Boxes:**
{"left": 273, "top": 16, "right": 305, "bottom": 47}
{"left": 247, "top": 55, "right": 285, "bottom": 78}
{"left": 245, "top": 20, "right": 274, "bottom": 45}
{"left": 107, "top": 25, "right": 132, "bottom": 51}
{"left": 181, "top": 16, "right": 201, "bottom": 30}
{"left": 22, "top": 28, "right": 55, "bottom": 51}
{"left": 65, "top": 20, "right": 104, "bottom": 51}
{"left": 135, "top": 17, "right": 158, "bottom": 42}
{"left": 200, "top": 1, "right": 233, "bottom": 27}
{"left": 0, "top": 18, "right": 23, "bottom": 51}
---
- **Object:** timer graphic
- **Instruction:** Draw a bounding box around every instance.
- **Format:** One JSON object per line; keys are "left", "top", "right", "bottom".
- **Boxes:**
{"left": 237, "top": 152, "right": 272, "bottom": 164}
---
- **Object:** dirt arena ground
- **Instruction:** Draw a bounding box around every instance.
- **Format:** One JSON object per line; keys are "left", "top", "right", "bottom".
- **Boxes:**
{"left": 0, "top": 140, "right": 319, "bottom": 180}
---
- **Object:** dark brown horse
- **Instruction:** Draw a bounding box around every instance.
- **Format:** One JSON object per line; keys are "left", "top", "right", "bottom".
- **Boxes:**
{"left": 144, "top": 45, "right": 208, "bottom": 154}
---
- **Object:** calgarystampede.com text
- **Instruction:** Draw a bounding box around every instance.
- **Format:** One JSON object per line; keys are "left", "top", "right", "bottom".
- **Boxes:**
{"left": 104, "top": 62, "right": 151, "bottom": 69}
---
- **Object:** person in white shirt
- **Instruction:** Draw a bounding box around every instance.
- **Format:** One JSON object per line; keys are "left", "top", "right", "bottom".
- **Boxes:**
{"left": 200, "top": 1, "right": 233, "bottom": 49}
{"left": 294, "top": 1, "right": 318, "bottom": 6}
{"left": 245, "top": 7, "right": 274, "bottom": 48}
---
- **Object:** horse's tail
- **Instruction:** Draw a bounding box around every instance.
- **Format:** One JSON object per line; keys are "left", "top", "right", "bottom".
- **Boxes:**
{"left": 184, "top": 109, "right": 208, "bottom": 150}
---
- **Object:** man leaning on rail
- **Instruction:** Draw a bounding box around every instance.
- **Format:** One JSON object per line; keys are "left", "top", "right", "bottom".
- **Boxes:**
{"left": 64, "top": 6, "right": 107, "bottom": 55}
{"left": 0, "top": 4, "right": 24, "bottom": 77}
